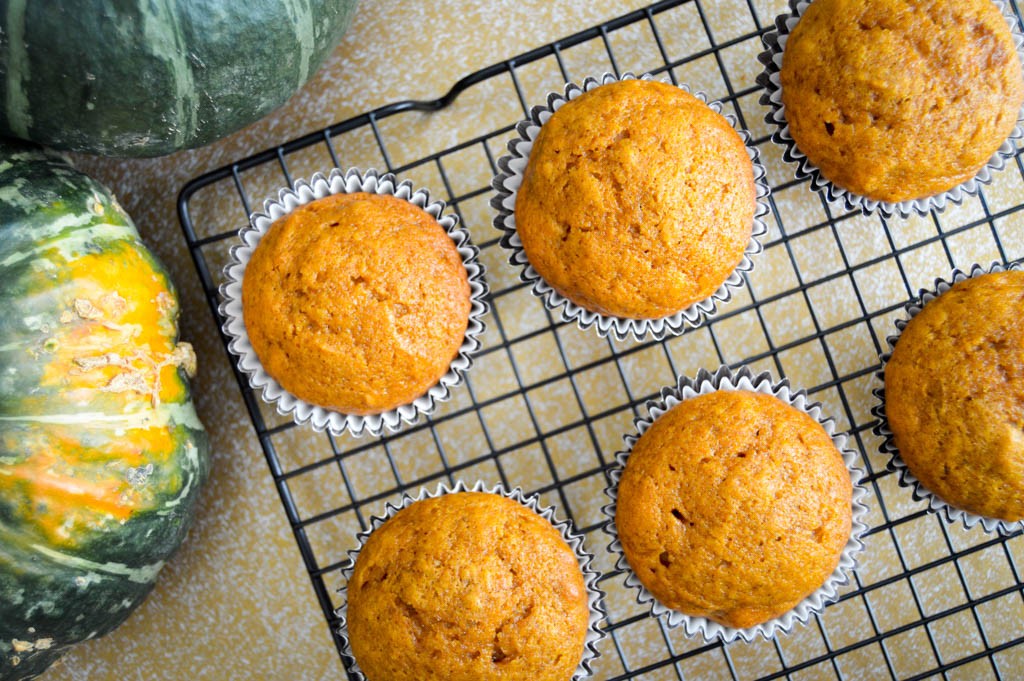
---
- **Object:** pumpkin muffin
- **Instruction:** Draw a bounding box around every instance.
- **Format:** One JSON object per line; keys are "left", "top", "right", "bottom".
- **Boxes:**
{"left": 241, "top": 191, "right": 471, "bottom": 415}
{"left": 780, "top": 0, "right": 1024, "bottom": 203}
{"left": 615, "top": 390, "right": 852, "bottom": 629}
{"left": 514, "top": 78, "right": 756, "bottom": 319}
{"left": 345, "top": 491, "right": 591, "bottom": 681}
{"left": 884, "top": 270, "right": 1024, "bottom": 521}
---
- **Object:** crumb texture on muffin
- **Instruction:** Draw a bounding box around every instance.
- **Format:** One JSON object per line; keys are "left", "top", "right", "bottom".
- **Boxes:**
{"left": 885, "top": 270, "right": 1024, "bottom": 521}
{"left": 780, "top": 0, "right": 1024, "bottom": 203}
{"left": 346, "top": 492, "right": 590, "bottom": 681}
{"left": 515, "top": 78, "right": 755, "bottom": 319}
{"left": 242, "top": 192, "right": 470, "bottom": 415}
{"left": 615, "top": 390, "right": 852, "bottom": 629}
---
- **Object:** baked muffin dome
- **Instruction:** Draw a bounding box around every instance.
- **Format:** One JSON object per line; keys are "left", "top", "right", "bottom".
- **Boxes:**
{"left": 780, "top": 0, "right": 1024, "bottom": 203}
{"left": 885, "top": 270, "right": 1024, "bottom": 521}
{"left": 514, "top": 78, "right": 756, "bottom": 319}
{"left": 241, "top": 192, "right": 470, "bottom": 415}
{"left": 615, "top": 390, "right": 852, "bottom": 629}
{"left": 346, "top": 492, "right": 590, "bottom": 681}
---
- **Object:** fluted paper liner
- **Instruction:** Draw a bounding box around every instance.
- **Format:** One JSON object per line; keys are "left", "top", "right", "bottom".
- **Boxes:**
{"left": 871, "top": 261, "right": 1024, "bottom": 535}
{"left": 602, "top": 365, "right": 869, "bottom": 643}
{"left": 220, "top": 167, "right": 488, "bottom": 437}
{"left": 334, "top": 481, "right": 607, "bottom": 680}
{"left": 491, "top": 72, "right": 770, "bottom": 342}
{"left": 757, "top": 0, "right": 1024, "bottom": 218}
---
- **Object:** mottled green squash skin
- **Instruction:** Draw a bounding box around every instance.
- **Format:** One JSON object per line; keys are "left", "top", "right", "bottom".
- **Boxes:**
{"left": 0, "top": 1, "right": 359, "bottom": 157}
{"left": 0, "top": 140, "right": 210, "bottom": 680}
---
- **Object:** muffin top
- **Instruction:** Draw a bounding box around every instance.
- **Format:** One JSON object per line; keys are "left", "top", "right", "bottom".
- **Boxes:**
{"left": 514, "top": 78, "right": 755, "bottom": 319}
{"left": 346, "top": 492, "right": 590, "bottom": 681}
{"left": 615, "top": 390, "right": 852, "bottom": 629}
{"left": 241, "top": 192, "right": 470, "bottom": 415}
{"left": 780, "top": 0, "right": 1024, "bottom": 203}
{"left": 885, "top": 270, "right": 1024, "bottom": 521}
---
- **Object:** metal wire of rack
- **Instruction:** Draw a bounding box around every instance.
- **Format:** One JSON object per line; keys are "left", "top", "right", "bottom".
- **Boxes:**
{"left": 177, "top": 1, "right": 1024, "bottom": 679}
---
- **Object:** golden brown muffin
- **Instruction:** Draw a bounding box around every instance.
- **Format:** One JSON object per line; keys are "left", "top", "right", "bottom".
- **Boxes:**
{"left": 515, "top": 79, "right": 755, "bottom": 319}
{"left": 346, "top": 492, "right": 590, "bottom": 681}
{"left": 242, "top": 192, "right": 470, "bottom": 415}
{"left": 615, "top": 390, "right": 852, "bottom": 629}
{"left": 780, "top": 0, "right": 1024, "bottom": 203}
{"left": 885, "top": 270, "right": 1024, "bottom": 521}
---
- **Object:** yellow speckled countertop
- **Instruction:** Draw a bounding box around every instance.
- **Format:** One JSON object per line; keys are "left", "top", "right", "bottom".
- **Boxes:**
{"left": 40, "top": 0, "right": 1024, "bottom": 679}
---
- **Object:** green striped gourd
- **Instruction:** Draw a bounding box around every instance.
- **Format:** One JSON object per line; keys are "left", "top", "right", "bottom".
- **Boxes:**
{"left": 0, "top": 139, "right": 210, "bottom": 679}
{"left": 0, "top": 1, "right": 358, "bottom": 156}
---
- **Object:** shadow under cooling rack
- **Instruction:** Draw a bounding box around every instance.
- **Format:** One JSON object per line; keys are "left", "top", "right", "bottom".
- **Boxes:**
{"left": 178, "top": 1, "right": 1024, "bottom": 679}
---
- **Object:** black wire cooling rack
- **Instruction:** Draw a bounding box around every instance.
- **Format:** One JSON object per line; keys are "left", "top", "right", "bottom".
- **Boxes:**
{"left": 177, "top": 1, "right": 1024, "bottom": 678}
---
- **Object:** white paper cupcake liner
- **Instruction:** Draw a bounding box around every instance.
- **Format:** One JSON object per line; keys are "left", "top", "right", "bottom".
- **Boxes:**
{"left": 757, "top": 0, "right": 1024, "bottom": 218}
{"left": 601, "top": 365, "right": 869, "bottom": 643}
{"left": 871, "top": 261, "right": 1024, "bottom": 535}
{"left": 334, "top": 481, "right": 607, "bottom": 680}
{"left": 490, "top": 72, "right": 770, "bottom": 342}
{"left": 219, "top": 167, "right": 488, "bottom": 437}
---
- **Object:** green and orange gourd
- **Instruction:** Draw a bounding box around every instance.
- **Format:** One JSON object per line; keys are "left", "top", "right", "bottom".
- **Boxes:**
{"left": 0, "top": 140, "right": 209, "bottom": 680}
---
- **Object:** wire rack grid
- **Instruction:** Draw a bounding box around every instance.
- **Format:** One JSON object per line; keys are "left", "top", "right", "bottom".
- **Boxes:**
{"left": 176, "top": 1, "right": 1024, "bottom": 679}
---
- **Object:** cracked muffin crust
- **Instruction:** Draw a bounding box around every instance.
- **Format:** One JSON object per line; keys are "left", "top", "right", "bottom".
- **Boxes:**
{"left": 780, "top": 0, "right": 1024, "bottom": 203}
{"left": 615, "top": 389, "right": 852, "bottom": 629}
{"left": 885, "top": 270, "right": 1024, "bottom": 521}
{"left": 513, "top": 78, "right": 756, "bottom": 319}
{"left": 345, "top": 491, "right": 590, "bottom": 681}
{"left": 241, "top": 192, "right": 470, "bottom": 415}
